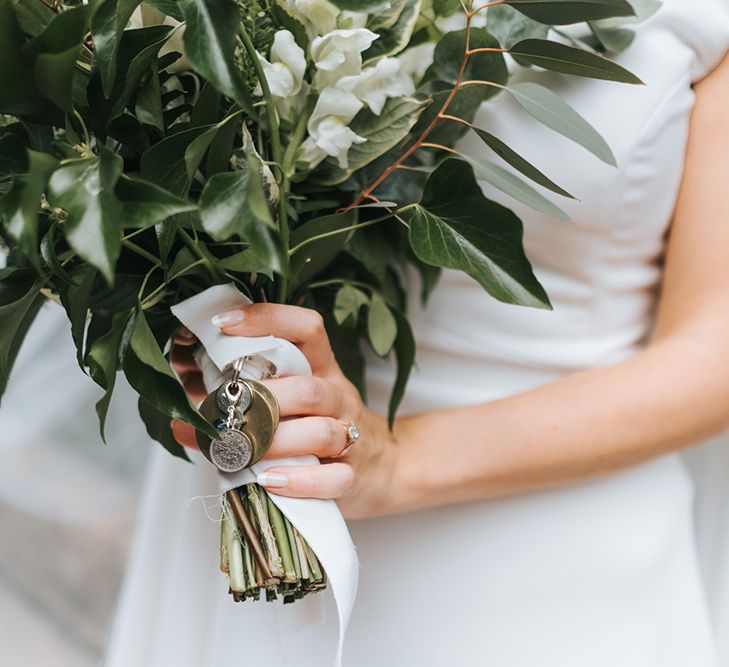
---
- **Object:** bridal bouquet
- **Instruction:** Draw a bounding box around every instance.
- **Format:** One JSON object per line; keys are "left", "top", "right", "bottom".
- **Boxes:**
{"left": 0, "top": 0, "right": 646, "bottom": 607}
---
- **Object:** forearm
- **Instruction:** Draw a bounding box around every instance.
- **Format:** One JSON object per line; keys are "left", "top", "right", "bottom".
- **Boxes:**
{"left": 392, "top": 335, "right": 729, "bottom": 512}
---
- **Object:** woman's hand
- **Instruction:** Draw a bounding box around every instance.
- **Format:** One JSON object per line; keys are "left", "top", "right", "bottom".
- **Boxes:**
{"left": 170, "top": 303, "right": 409, "bottom": 519}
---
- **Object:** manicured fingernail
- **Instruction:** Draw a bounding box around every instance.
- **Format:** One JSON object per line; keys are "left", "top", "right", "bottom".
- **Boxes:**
{"left": 211, "top": 310, "right": 245, "bottom": 327}
{"left": 257, "top": 472, "right": 288, "bottom": 489}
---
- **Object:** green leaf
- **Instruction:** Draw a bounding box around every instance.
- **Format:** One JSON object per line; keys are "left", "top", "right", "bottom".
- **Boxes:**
{"left": 198, "top": 159, "right": 280, "bottom": 272}
{"left": 27, "top": 5, "right": 91, "bottom": 112}
{"left": 387, "top": 308, "right": 414, "bottom": 429}
{"left": 506, "top": 81, "right": 615, "bottom": 165}
{"left": 364, "top": 0, "right": 422, "bottom": 60}
{"left": 0, "top": 150, "right": 58, "bottom": 264}
{"left": 328, "top": 0, "right": 389, "bottom": 9}
{"left": 432, "top": 28, "right": 507, "bottom": 95}
{"left": 588, "top": 23, "right": 635, "bottom": 52}
{"left": 59, "top": 264, "right": 97, "bottom": 370}
{"left": 87, "top": 310, "right": 128, "bottom": 441}
{"left": 121, "top": 308, "right": 215, "bottom": 438}
{"left": 178, "top": 0, "right": 254, "bottom": 114}
{"left": 0, "top": 132, "right": 28, "bottom": 180}
{"left": 140, "top": 115, "right": 239, "bottom": 196}
{"left": 91, "top": 0, "right": 143, "bottom": 97}
{"left": 0, "top": 275, "right": 44, "bottom": 403}
{"left": 367, "top": 291, "right": 398, "bottom": 356}
{"left": 487, "top": 5, "right": 549, "bottom": 49}
{"left": 315, "top": 97, "right": 427, "bottom": 186}
{"left": 289, "top": 211, "right": 358, "bottom": 293}
{"left": 504, "top": 0, "right": 635, "bottom": 25}
{"left": 406, "top": 158, "right": 551, "bottom": 308}
{"left": 471, "top": 127, "right": 574, "bottom": 198}
{"left": 116, "top": 175, "right": 198, "bottom": 229}
{"left": 509, "top": 38, "right": 643, "bottom": 83}
{"left": 134, "top": 61, "right": 165, "bottom": 131}
{"left": 48, "top": 147, "right": 124, "bottom": 283}
{"left": 334, "top": 284, "right": 369, "bottom": 327}
{"left": 138, "top": 396, "right": 191, "bottom": 461}
{"left": 471, "top": 158, "right": 570, "bottom": 221}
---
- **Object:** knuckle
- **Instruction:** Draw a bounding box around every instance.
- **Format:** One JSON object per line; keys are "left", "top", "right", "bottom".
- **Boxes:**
{"left": 301, "top": 377, "right": 327, "bottom": 409}
{"left": 301, "top": 309, "right": 325, "bottom": 339}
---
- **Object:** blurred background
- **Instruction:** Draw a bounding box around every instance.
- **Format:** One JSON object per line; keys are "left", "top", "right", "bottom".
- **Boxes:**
{"left": 0, "top": 302, "right": 150, "bottom": 667}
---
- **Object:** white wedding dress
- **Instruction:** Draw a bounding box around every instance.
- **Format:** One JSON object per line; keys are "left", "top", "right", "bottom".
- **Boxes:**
{"left": 105, "top": 2, "right": 729, "bottom": 665}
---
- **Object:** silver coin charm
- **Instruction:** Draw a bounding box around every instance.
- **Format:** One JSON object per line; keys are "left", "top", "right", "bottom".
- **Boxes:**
{"left": 210, "top": 429, "right": 253, "bottom": 473}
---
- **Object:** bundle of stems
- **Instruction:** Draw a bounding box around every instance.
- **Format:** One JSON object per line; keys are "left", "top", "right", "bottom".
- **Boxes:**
{"left": 221, "top": 484, "right": 326, "bottom": 603}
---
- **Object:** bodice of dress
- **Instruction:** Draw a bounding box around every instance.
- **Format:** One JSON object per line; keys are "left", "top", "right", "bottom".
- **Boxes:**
{"left": 366, "top": 0, "right": 729, "bottom": 414}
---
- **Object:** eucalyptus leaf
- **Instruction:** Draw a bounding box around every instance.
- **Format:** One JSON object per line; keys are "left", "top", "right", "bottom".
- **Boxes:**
{"left": 406, "top": 158, "right": 550, "bottom": 308}
{"left": 589, "top": 23, "right": 635, "bottom": 52}
{"left": 471, "top": 127, "right": 574, "bottom": 198}
{"left": 506, "top": 81, "right": 616, "bottom": 165}
{"left": 48, "top": 148, "right": 124, "bottom": 284}
{"left": 138, "top": 395, "right": 191, "bottom": 461}
{"left": 471, "top": 158, "right": 570, "bottom": 221}
{"left": 179, "top": 0, "right": 255, "bottom": 114}
{"left": 504, "top": 0, "right": 635, "bottom": 25}
{"left": 509, "top": 38, "right": 643, "bottom": 83}
{"left": 387, "top": 308, "right": 415, "bottom": 428}
{"left": 367, "top": 291, "right": 398, "bottom": 356}
{"left": 486, "top": 5, "right": 549, "bottom": 49}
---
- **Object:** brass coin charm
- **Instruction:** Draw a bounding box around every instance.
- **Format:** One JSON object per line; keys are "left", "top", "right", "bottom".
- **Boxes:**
{"left": 197, "top": 377, "right": 279, "bottom": 473}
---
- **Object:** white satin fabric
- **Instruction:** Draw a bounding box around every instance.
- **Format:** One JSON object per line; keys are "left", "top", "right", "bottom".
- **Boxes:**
{"left": 105, "top": 1, "right": 729, "bottom": 665}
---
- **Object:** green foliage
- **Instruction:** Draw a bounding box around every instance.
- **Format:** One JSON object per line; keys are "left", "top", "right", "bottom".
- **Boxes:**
{"left": 0, "top": 0, "right": 643, "bottom": 450}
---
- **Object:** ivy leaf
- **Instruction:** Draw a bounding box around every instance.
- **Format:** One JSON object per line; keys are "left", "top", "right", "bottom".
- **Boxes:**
{"left": 471, "top": 127, "right": 574, "bottom": 198}
{"left": 91, "top": 0, "right": 143, "bottom": 97}
{"left": 121, "top": 308, "right": 215, "bottom": 438}
{"left": 116, "top": 175, "right": 198, "bottom": 229}
{"left": 509, "top": 38, "right": 643, "bottom": 83}
{"left": 86, "top": 310, "right": 128, "bottom": 442}
{"left": 506, "top": 81, "right": 616, "bottom": 165}
{"left": 0, "top": 132, "right": 28, "bottom": 180}
{"left": 198, "top": 157, "right": 281, "bottom": 272}
{"left": 0, "top": 274, "right": 44, "bottom": 404}
{"left": 47, "top": 147, "right": 124, "bottom": 284}
{"left": 314, "top": 97, "right": 428, "bottom": 186}
{"left": 178, "top": 0, "right": 254, "bottom": 114}
{"left": 504, "top": 0, "right": 635, "bottom": 25}
{"left": 470, "top": 158, "right": 570, "bottom": 221}
{"left": 328, "top": 0, "right": 390, "bottom": 10}
{"left": 367, "top": 291, "right": 398, "bottom": 356}
{"left": 26, "top": 4, "right": 91, "bottom": 112}
{"left": 406, "top": 158, "right": 550, "bottom": 309}
{"left": 0, "top": 150, "right": 58, "bottom": 265}
{"left": 138, "top": 396, "right": 191, "bottom": 461}
{"left": 288, "top": 211, "right": 358, "bottom": 293}
{"left": 59, "top": 264, "right": 97, "bottom": 370}
{"left": 388, "top": 308, "right": 415, "bottom": 429}
{"left": 334, "top": 284, "right": 369, "bottom": 327}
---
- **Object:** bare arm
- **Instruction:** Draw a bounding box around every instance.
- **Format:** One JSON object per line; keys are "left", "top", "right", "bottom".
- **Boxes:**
{"left": 391, "top": 52, "right": 729, "bottom": 512}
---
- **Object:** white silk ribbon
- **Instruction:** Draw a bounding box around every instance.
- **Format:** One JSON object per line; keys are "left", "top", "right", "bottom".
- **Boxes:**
{"left": 171, "top": 284, "right": 358, "bottom": 667}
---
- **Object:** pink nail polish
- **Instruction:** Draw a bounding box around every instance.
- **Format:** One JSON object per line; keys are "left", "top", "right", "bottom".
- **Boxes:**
{"left": 211, "top": 310, "right": 245, "bottom": 327}
{"left": 257, "top": 472, "right": 288, "bottom": 489}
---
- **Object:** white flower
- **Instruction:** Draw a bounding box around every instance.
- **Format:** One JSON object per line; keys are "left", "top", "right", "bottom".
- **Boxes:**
{"left": 254, "top": 30, "right": 307, "bottom": 118}
{"left": 337, "top": 57, "right": 415, "bottom": 115}
{"left": 300, "top": 88, "right": 366, "bottom": 169}
{"left": 311, "top": 29, "right": 379, "bottom": 89}
{"left": 287, "top": 0, "right": 340, "bottom": 35}
{"left": 129, "top": 6, "right": 189, "bottom": 72}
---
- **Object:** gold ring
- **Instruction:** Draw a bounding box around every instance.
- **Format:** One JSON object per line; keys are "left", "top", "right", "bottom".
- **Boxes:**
{"left": 335, "top": 421, "right": 360, "bottom": 458}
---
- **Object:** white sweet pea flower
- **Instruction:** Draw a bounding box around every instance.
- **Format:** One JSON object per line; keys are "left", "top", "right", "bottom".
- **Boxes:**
{"left": 311, "top": 29, "right": 379, "bottom": 89}
{"left": 287, "top": 0, "right": 340, "bottom": 35}
{"left": 299, "top": 88, "right": 366, "bottom": 169}
{"left": 254, "top": 30, "right": 307, "bottom": 118}
{"left": 337, "top": 57, "right": 415, "bottom": 115}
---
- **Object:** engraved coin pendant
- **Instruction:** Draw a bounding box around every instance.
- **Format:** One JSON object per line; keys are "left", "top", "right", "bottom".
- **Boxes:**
{"left": 210, "top": 429, "right": 253, "bottom": 473}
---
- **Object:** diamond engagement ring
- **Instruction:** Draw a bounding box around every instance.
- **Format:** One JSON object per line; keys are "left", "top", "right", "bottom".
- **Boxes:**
{"left": 336, "top": 421, "right": 360, "bottom": 457}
